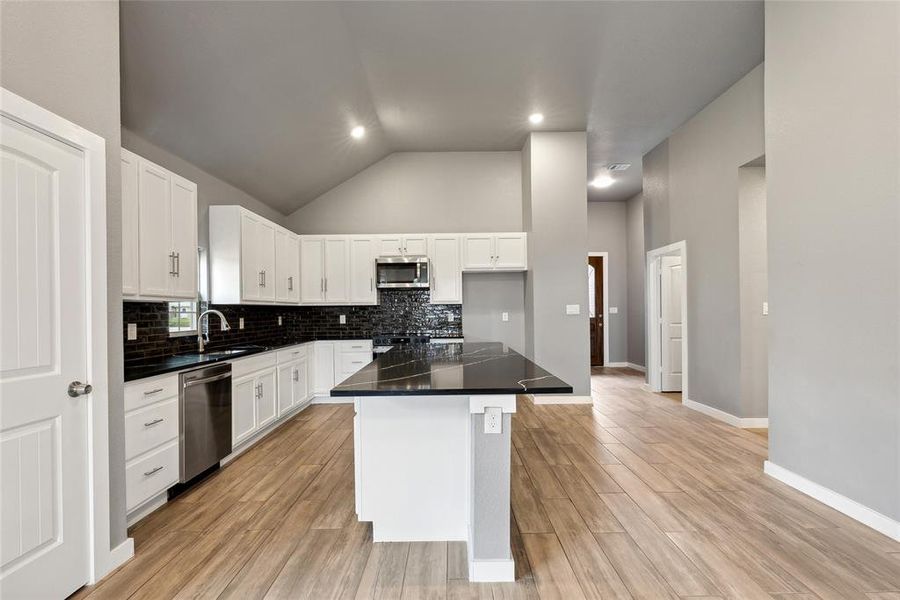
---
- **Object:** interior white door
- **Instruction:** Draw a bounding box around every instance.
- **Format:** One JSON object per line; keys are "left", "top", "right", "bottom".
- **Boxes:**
{"left": 121, "top": 150, "right": 140, "bottom": 296}
{"left": 0, "top": 115, "right": 91, "bottom": 598}
{"left": 300, "top": 238, "right": 325, "bottom": 303}
{"left": 324, "top": 237, "right": 349, "bottom": 303}
{"left": 137, "top": 159, "right": 172, "bottom": 297}
{"left": 168, "top": 175, "right": 197, "bottom": 299}
{"left": 349, "top": 237, "right": 376, "bottom": 303}
{"left": 660, "top": 255, "right": 684, "bottom": 392}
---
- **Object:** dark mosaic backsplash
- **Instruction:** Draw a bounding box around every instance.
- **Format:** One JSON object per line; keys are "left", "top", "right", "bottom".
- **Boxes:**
{"left": 122, "top": 290, "right": 463, "bottom": 362}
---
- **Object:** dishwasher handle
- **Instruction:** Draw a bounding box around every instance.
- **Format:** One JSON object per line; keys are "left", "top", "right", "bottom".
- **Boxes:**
{"left": 183, "top": 372, "right": 232, "bottom": 388}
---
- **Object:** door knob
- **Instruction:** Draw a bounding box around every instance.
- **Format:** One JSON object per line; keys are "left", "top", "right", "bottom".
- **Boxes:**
{"left": 68, "top": 381, "right": 93, "bottom": 397}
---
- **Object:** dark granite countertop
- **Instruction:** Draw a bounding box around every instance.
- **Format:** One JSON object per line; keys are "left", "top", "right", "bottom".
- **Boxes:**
{"left": 331, "top": 342, "right": 572, "bottom": 396}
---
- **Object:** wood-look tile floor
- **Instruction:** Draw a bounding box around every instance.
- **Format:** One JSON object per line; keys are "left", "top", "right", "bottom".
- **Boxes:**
{"left": 73, "top": 368, "right": 900, "bottom": 600}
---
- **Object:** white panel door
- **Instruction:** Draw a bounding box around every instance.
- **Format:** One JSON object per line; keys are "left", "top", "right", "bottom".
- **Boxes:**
{"left": 660, "top": 255, "right": 684, "bottom": 392}
{"left": 494, "top": 233, "right": 527, "bottom": 270}
{"left": 378, "top": 236, "right": 404, "bottom": 257}
{"left": 137, "top": 160, "right": 172, "bottom": 297}
{"left": 0, "top": 115, "right": 90, "bottom": 598}
{"left": 275, "top": 231, "right": 300, "bottom": 304}
{"left": 300, "top": 237, "right": 325, "bottom": 303}
{"left": 168, "top": 175, "right": 197, "bottom": 298}
{"left": 121, "top": 150, "right": 140, "bottom": 296}
{"left": 462, "top": 234, "right": 494, "bottom": 270}
{"left": 324, "top": 237, "right": 349, "bottom": 303}
{"left": 256, "top": 220, "right": 276, "bottom": 302}
{"left": 255, "top": 369, "right": 277, "bottom": 429}
{"left": 232, "top": 375, "right": 257, "bottom": 445}
{"left": 429, "top": 235, "right": 461, "bottom": 304}
{"left": 402, "top": 236, "right": 428, "bottom": 256}
{"left": 349, "top": 237, "right": 376, "bottom": 304}
{"left": 240, "top": 214, "right": 260, "bottom": 302}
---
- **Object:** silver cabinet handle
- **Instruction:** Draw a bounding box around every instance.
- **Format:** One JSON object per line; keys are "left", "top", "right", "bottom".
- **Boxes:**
{"left": 143, "top": 418, "right": 164, "bottom": 427}
{"left": 288, "top": 276, "right": 293, "bottom": 291}
{"left": 320, "top": 278, "right": 324, "bottom": 293}
{"left": 168, "top": 252, "right": 177, "bottom": 276}
{"left": 174, "top": 252, "right": 180, "bottom": 277}
{"left": 143, "top": 387, "right": 164, "bottom": 396}
{"left": 370, "top": 277, "right": 373, "bottom": 292}
{"left": 143, "top": 466, "right": 164, "bottom": 477}
{"left": 350, "top": 360, "right": 364, "bottom": 365}
{"left": 68, "top": 381, "right": 92, "bottom": 397}
{"left": 292, "top": 369, "right": 299, "bottom": 382}
{"left": 324, "top": 278, "right": 328, "bottom": 293}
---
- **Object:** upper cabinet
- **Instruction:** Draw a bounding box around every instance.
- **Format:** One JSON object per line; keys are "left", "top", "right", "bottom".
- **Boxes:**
{"left": 349, "top": 237, "right": 377, "bottom": 304}
{"left": 377, "top": 235, "right": 428, "bottom": 257}
{"left": 429, "top": 235, "right": 462, "bottom": 304}
{"left": 298, "top": 236, "right": 353, "bottom": 304}
{"left": 462, "top": 233, "right": 527, "bottom": 272}
{"left": 121, "top": 149, "right": 198, "bottom": 300}
{"left": 209, "top": 206, "right": 297, "bottom": 305}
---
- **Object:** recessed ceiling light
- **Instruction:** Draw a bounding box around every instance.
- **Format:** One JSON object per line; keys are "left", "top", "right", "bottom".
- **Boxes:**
{"left": 590, "top": 174, "right": 615, "bottom": 189}
{"left": 350, "top": 126, "right": 366, "bottom": 139}
{"left": 528, "top": 113, "right": 544, "bottom": 125}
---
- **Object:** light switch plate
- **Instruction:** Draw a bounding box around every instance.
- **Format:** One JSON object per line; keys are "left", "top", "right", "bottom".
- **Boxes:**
{"left": 501, "top": 311, "right": 509, "bottom": 322}
{"left": 278, "top": 316, "right": 283, "bottom": 326}
{"left": 609, "top": 306, "right": 618, "bottom": 314}
{"left": 566, "top": 304, "right": 581, "bottom": 315}
{"left": 239, "top": 317, "right": 244, "bottom": 330}
{"left": 127, "top": 323, "right": 137, "bottom": 341}
{"left": 762, "top": 302, "right": 769, "bottom": 316}
{"left": 484, "top": 407, "right": 502, "bottom": 434}
{"left": 339, "top": 314, "right": 347, "bottom": 325}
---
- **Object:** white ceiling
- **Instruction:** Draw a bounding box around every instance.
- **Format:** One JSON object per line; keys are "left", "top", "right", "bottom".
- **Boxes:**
{"left": 121, "top": 1, "right": 763, "bottom": 213}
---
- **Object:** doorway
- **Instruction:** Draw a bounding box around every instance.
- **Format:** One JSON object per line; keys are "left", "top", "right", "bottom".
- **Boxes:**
{"left": 587, "top": 253, "right": 608, "bottom": 366}
{"left": 646, "top": 241, "right": 688, "bottom": 398}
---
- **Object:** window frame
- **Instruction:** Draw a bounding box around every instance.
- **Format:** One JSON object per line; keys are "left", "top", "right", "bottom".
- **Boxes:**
{"left": 168, "top": 300, "right": 198, "bottom": 337}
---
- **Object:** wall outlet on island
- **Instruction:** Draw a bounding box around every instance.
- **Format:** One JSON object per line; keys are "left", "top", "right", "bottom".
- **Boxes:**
{"left": 339, "top": 314, "right": 346, "bottom": 325}
{"left": 484, "top": 407, "right": 502, "bottom": 434}
{"left": 239, "top": 317, "right": 244, "bottom": 330}
{"left": 127, "top": 323, "right": 137, "bottom": 341}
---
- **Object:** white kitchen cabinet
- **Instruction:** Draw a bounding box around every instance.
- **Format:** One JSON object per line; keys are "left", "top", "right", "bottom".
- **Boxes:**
{"left": 324, "top": 237, "right": 350, "bottom": 303}
{"left": 255, "top": 368, "right": 278, "bottom": 430}
{"left": 232, "top": 375, "right": 257, "bottom": 446}
{"left": 132, "top": 153, "right": 198, "bottom": 299}
{"left": 378, "top": 235, "right": 428, "bottom": 257}
{"left": 349, "top": 237, "right": 377, "bottom": 304}
{"left": 314, "top": 341, "right": 336, "bottom": 395}
{"left": 277, "top": 356, "right": 309, "bottom": 416}
{"left": 462, "top": 233, "right": 527, "bottom": 272}
{"left": 428, "top": 235, "right": 462, "bottom": 304}
{"left": 209, "top": 206, "right": 297, "bottom": 305}
{"left": 275, "top": 229, "right": 300, "bottom": 303}
{"left": 300, "top": 236, "right": 352, "bottom": 304}
{"left": 300, "top": 237, "right": 325, "bottom": 303}
{"left": 121, "top": 150, "right": 140, "bottom": 296}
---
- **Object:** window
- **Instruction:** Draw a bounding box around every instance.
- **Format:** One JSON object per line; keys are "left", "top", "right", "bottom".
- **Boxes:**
{"left": 168, "top": 301, "right": 198, "bottom": 336}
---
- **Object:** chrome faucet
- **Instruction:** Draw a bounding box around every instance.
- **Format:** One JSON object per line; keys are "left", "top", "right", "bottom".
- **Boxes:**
{"left": 197, "top": 309, "right": 231, "bottom": 353}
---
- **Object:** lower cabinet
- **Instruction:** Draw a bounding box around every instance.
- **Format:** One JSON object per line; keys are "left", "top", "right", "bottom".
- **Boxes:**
{"left": 278, "top": 356, "right": 310, "bottom": 415}
{"left": 232, "top": 366, "right": 277, "bottom": 447}
{"left": 314, "top": 342, "right": 336, "bottom": 395}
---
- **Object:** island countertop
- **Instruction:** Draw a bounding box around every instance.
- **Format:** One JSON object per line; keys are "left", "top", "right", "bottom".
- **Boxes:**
{"left": 330, "top": 341, "right": 572, "bottom": 396}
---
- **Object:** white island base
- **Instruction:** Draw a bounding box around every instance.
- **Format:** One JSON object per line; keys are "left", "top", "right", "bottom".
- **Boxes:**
{"left": 352, "top": 394, "right": 517, "bottom": 583}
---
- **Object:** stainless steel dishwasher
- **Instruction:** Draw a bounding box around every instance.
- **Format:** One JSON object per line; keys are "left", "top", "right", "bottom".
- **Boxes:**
{"left": 179, "top": 363, "right": 232, "bottom": 483}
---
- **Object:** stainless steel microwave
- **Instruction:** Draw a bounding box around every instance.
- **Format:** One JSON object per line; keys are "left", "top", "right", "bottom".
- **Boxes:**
{"left": 376, "top": 256, "right": 430, "bottom": 289}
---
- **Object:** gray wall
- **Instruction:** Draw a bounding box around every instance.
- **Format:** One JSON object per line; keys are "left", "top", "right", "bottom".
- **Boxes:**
{"left": 522, "top": 132, "right": 590, "bottom": 395}
{"left": 587, "top": 202, "right": 628, "bottom": 364}
{"left": 641, "top": 65, "right": 765, "bottom": 416}
{"left": 766, "top": 2, "right": 899, "bottom": 520}
{"left": 462, "top": 273, "right": 526, "bottom": 354}
{"left": 738, "top": 166, "right": 767, "bottom": 418}
{"left": 626, "top": 193, "right": 645, "bottom": 367}
{"left": 285, "top": 151, "right": 523, "bottom": 234}
{"left": 0, "top": 1, "right": 127, "bottom": 546}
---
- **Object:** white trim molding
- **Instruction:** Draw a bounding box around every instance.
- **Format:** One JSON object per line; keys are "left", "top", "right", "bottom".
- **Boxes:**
{"left": 588, "top": 252, "right": 610, "bottom": 367}
{"left": 469, "top": 558, "right": 515, "bottom": 583}
{"left": 683, "top": 398, "right": 768, "bottom": 429}
{"left": 764, "top": 461, "right": 900, "bottom": 542}
{"left": 0, "top": 87, "right": 130, "bottom": 583}
{"left": 604, "top": 362, "right": 629, "bottom": 368}
{"left": 627, "top": 363, "right": 646, "bottom": 373}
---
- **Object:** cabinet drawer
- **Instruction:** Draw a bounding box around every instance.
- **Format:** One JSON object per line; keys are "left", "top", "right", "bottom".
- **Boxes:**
{"left": 231, "top": 352, "right": 277, "bottom": 378}
{"left": 125, "top": 440, "right": 179, "bottom": 511}
{"left": 277, "top": 344, "right": 309, "bottom": 364}
{"left": 125, "top": 397, "right": 179, "bottom": 461}
{"left": 337, "top": 340, "right": 372, "bottom": 352}
{"left": 125, "top": 374, "right": 179, "bottom": 412}
{"left": 340, "top": 351, "right": 372, "bottom": 375}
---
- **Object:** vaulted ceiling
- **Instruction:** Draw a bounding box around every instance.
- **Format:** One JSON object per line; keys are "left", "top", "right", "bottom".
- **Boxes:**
{"left": 121, "top": 1, "right": 763, "bottom": 214}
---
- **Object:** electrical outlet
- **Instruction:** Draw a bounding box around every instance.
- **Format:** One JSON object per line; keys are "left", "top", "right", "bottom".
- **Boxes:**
{"left": 278, "top": 316, "right": 283, "bottom": 326}
{"left": 127, "top": 323, "right": 137, "bottom": 341}
{"left": 339, "top": 314, "right": 346, "bottom": 325}
{"left": 484, "top": 407, "right": 502, "bottom": 434}
{"left": 566, "top": 304, "right": 581, "bottom": 315}
{"left": 239, "top": 317, "right": 245, "bottom": 330}
{"left": 501, "top": 311, "right": 509, "bottom": 322}
{"left": 609, "top": 306, "right": 618, "bottom": 314}
{"left": 447, "top": 312, "right": 456, "bottom": 323}
{"left": 762, "top": 301, "right": 769, "bottom": 316}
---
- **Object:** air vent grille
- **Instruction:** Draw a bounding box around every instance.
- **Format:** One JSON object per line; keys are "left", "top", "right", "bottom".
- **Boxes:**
{"left": 607, "top": 163, "right": 631, "bottom": 171}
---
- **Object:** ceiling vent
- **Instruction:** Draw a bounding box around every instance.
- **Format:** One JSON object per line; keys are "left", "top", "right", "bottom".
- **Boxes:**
{"left": 607, "top": 163, "right": 631, "bottom": 171}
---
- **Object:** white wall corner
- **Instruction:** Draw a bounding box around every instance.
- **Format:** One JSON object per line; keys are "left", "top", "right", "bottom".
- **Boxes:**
{"left": 764, "top": 461, "right": 900, "bottom": 542}
{"left": 95, "top": 538, "right": 134, "bottom": 583}
{"left": 469, "top": 558, "right": 515, "bottom": 583}
{"left": 682, "top": 398, "right": 767, "bottom": 429}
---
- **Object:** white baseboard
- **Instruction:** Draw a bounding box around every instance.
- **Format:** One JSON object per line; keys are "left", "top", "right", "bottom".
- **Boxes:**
{"left": 682, "top": 398, "right": 768, "bottom": 429}
{"left": 469, "top": 558, "right": 515, "bottom": 582}
{"left": 313, "top": 394, "right": 352, "bottom": 404}
{"left": 627, "top": 362, "right": 646, "bottom": 373}
{"left": 531, "top": 394, "right": 592, "bottom": 405}
{"left": 126, "top": 491, "right": 168, "bottom": 527}
{"left": 107, "top": 538, "right": 134, "bottom": 572}
{"left": 604, "top": 362, "right": 629, "bottom": 368}
{"left": 764, "top": 461, "right": 900, "bottom": 542}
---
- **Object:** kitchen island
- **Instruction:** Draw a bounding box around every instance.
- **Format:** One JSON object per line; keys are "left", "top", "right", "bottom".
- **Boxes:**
{"left": 331, "top": 341, "right": 571, "bottom": 582}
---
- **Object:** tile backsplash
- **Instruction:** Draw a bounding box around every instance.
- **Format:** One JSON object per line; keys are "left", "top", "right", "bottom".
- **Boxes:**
{"left": 123, "top": 290, "right": 462, "bottom": 362}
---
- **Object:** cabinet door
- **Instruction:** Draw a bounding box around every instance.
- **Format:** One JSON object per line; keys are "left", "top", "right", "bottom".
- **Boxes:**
{"left": 277, "top": 362, "right": 296, "bottom": 415}
{"left": 121, "top": 151, "right": 140, "bottom": 296}
{"left": 256, "top": 220, "right": 277, "bottom": 302}
{"left": 138, "top": 160, "right": 172, "bottom": 297}
{"left": 403, "top": 236, "right": 428, "bottom": 257}
{"left": 169, "top": 175, "right": 198, "bottom": 298}
{"left": 378, "top": 236, "right": 404, "bottom": 257}
{"left": 324, "top": 237, "right": 349, "bottom": 303}
{"left": 232, "top": 375, "right": 257, "bottom": 445}
{"left": 349, "top": 237, "right": 376, "bottom": 304}
{"left": 240, "top": 214, "right": 260, "bottom": 301}
{"left": 314, "top": 342, "right": 335, "bottom": 395}
{"left": 275, "top": 230, "right": 300, "bottom": 304}
{"left": 493, "top": 233, "right": 527, "bottom": 270}
{"left": 300, "top": 237, "right": 325, "bottom": 303}
{"left": 256, "top": 369, "right": 277, "bottom": 429}
{"left": 296, "top": 356, "right": 309, "bottom": 405}
{"left": 462, "top": 234, "right": 494, "bottom": 271}
{"left": 429, "top": 235, "right": 462, "bottom": 304}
